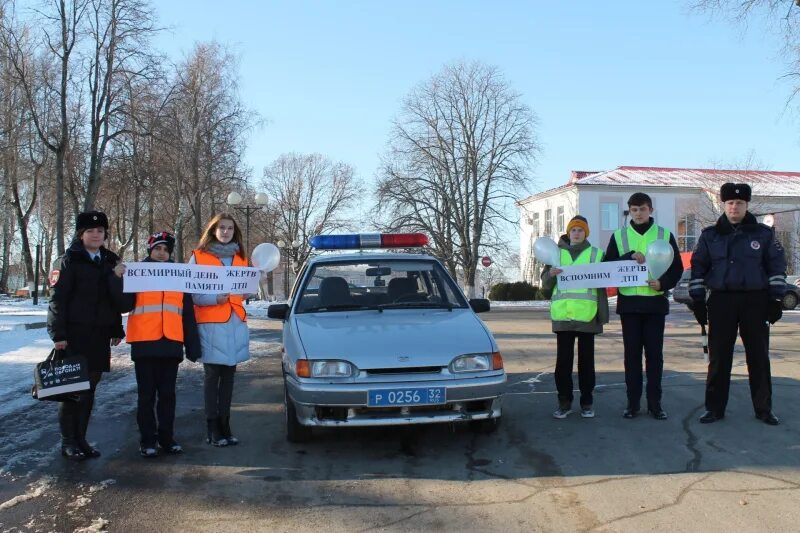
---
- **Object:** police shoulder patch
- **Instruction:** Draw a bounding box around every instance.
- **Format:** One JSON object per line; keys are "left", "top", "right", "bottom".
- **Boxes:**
{"left": 49, "top": 269, "right": 60, "bottom": 287}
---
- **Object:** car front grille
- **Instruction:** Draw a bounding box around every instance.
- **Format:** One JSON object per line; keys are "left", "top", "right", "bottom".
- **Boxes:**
{"left": 366, "top": 366, "right": 443, "bottom": 375}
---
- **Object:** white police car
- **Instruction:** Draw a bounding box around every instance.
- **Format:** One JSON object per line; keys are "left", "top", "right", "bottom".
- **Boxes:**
{"left": 268, "top": 233, "right": 505, "bottom": 442}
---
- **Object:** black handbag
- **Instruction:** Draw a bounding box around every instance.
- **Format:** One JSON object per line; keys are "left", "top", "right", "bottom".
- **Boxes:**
{"left": 31, "top": 348, "right": 90, "bottom": 402}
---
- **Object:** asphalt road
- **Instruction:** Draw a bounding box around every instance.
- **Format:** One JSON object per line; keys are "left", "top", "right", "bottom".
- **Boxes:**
{"left": 1, "top": 304, "right": 799, "bottom": 532}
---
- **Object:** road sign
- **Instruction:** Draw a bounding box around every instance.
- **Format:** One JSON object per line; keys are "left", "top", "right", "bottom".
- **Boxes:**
{"left": 481, "top": 256, "right": 492, "bottom": 267}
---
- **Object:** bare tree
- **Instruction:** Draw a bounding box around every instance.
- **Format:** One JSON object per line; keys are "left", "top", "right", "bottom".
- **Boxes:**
{"left": 690, "top": 1, "right": 800, "bottom": 101}
{"left": 1, "top": 0, "right": 89, "bottom": 255}
{"left": 159, "top": 42, "right": 253, "bottom": 259}
{"left": 80, "top": 0, "right": 158, "bottom": 211}
{"left": 376, "top": 61, "right": 540, "bottom": 297}
{"left": 260, "top": 153, "right": 360, "bottom": 268}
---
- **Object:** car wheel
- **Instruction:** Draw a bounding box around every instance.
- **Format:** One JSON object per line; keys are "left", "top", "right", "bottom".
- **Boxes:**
{"left": 783, "top": 291, "right": 798, "bottom": 310}
{"left": 284, "top": 379, "right": 312, "bottom": 443}
{"left": 469, "top": 417, "right": 500, "bottom": 434}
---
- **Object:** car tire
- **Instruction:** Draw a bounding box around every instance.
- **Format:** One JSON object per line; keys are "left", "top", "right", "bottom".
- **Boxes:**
{"left": 783, "top": 291, "right": 798, "bottom": 310}
{"left": 284, "top": 379, "right": 312, "bottom": 443}
{"left": 469, "top": 417, "right": 500, "bottom": 434}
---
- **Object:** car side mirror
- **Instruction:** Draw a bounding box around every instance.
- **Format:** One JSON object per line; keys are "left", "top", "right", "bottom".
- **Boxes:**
{"left": 267, "top": 304, "right": 290, "bottom": 320}
{"left": 469, "top": 298, "right": 490, "bottom": 313}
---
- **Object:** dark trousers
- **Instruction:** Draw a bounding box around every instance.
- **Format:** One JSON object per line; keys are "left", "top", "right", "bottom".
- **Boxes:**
{"left": 58, "top": 372, "right": 102, "bottom": 447}
{"left": 134, "top": 358, "right": 180, "bottom": 447}
{"left": 621, "top": 313, "right": 665, "bottom": 410}
{"left": 554, "top": 331, "right": 596, "bottom": 407}
{"left": 706, "top": 291, "right": 772, "bottom": 416}
{"left": 204, "top": 364, "right": 236, "bottom": 419}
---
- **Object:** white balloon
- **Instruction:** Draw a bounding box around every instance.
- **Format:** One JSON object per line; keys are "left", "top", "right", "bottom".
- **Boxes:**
{"left": 251, "top": 243, "right": 281, "bottom": 272}
{"left": 533, "top": 237, "right": 561, "bottom": 266}
{"left": 646, "top": 240, "right": 674, "bottom": 279}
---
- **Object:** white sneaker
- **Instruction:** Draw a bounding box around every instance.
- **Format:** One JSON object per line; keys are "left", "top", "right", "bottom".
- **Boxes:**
{"left": 140, "top": 446, "right": 158, "bottom": 458}
{"left": 552, "top": 407, "right": 572, "bottom": 419}
{"left": 580, "top": 407, "right": 595, "bottom": 418}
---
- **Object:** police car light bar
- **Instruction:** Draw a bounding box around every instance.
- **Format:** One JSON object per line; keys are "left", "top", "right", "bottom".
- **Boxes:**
{"left": 309, "top": 233, "right": 429, "bottom": 250}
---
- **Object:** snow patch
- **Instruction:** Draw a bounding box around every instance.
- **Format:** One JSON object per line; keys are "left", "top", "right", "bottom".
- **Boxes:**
{"left": 89, "top": 479, "right": 116, "bottom": 493}
{"left": 75, "top": 517, "right": 109, "bottom": 532}
{"left": 0, "top": 476, "right": 52, "bottom": 510}
{"left": 67, "top": 479, "right": 116, "bottom": 510}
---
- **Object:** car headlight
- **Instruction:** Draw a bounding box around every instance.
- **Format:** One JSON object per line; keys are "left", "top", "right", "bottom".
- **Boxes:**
{"left": 450, "top": 354, "right": 492, "bottom": 373}
{"left": 308, "top": 360, "right": 355, "bottom": 378}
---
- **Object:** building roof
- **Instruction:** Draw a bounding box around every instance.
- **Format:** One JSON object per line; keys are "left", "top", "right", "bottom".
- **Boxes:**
{"left": 518, "top": 166, "right": 800, "bottom": 204}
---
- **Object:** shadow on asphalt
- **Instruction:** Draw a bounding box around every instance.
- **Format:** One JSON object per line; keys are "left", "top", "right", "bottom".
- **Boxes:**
{"left": 94, "top": 367, "right": 799, "bottom": 485}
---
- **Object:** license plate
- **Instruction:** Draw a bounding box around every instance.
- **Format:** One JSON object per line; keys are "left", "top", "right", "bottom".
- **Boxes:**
{"left": 368, "top": 387, "right": 446, "bottom": 407}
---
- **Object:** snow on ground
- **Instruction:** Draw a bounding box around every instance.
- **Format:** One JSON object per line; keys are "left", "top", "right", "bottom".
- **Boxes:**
{"left": 489, "top": 300, "right": 550, "bottom": 308}
{"left": 0, "top": 300, "right": 281, "bottom": 475}
{"left": 0, "top": 297, "right": 49, "bottom": 315}
{"left": 0, "top": 476, "right": 53, "bottom": 511}
{"left": 244, "top": 299, "right": 285, "bottom": 318}
{"left": 0, "top": 297, "right": 49, "bottom": 331}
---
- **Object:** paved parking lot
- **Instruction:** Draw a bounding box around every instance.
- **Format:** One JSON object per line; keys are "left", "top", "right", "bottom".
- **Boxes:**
{"left": 1, "top": 304, "right": 799, "bottom": 532}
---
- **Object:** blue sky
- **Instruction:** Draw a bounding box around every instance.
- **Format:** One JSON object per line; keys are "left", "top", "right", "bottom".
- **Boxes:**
{"left": 152, "top": 1, "right": 799, "bottom": 196}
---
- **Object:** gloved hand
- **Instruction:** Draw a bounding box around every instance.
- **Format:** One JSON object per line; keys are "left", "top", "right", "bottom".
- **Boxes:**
{"left": 768, "top": 300, "right": 783, "bottom": 324}
{"left": 692, "top": 301, "right": 707, "bottom": 326}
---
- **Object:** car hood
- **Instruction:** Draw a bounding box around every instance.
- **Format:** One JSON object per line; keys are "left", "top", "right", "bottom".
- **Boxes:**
{"left": 293, "top": 309, "right": 494, "bottom": 369}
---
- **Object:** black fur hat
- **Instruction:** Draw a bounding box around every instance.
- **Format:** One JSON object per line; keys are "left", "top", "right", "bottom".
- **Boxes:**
{"left": 720, "top": 183, "right": 751, "bottom": 202}
{"left": 75, "top": 211, "right": 108, "bottom": 232}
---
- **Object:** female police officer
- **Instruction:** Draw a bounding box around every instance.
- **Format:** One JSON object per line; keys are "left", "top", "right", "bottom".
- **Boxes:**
{"left": 689, "top": 183, "right": 786, "bottom": 426}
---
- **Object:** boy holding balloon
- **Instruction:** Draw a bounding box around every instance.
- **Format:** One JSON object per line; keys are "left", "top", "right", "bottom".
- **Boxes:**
{"left": 604, "top": 193, "right": 682, "bottom": 420}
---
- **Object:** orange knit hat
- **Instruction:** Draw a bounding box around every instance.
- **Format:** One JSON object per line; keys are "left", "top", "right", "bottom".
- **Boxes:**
{"left": 566, "top": 215, "right": 590, "bottom": 238}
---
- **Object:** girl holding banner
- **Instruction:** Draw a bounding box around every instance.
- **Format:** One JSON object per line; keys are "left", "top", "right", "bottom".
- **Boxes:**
{"left": 190, "top": 214, "right": 251, "bottom": 447}
{"left": 117, "top": 232, "right": 202, "bottom": 457}
{"left": 540, "top": 216, "right": 609, "bottom": 420}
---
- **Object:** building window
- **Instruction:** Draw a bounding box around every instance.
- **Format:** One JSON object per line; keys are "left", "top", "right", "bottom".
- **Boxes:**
{"left": 531, "top": 212, "right": 540, "bottom": 236}
{"left": 544, "top": 209, "right": 552, "bottom": 236}
{"left": 677, "top": 214, "right": 698, "bottom": 252}
{"left": 601, "top": 203, "right": 619, "bottom": 231}
{"left": 556, "top": 206, "right": 564, "bottom": 233}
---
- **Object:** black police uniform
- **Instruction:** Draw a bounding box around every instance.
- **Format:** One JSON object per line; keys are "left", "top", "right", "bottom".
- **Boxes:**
{"left": 690, "top": 211, "right": 786, "bottom": 421}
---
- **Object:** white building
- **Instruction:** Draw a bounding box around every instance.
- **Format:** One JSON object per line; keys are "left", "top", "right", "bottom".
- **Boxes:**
{"left": 517, "top": 166, "right": 800, "bottom": 284}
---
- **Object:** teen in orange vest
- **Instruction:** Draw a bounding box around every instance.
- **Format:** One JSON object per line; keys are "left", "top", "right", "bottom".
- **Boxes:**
{"left": 118, "top": 232, "right": 201, "bottom": 457}
{"left": 190, "top": 214, "right": 251, "bottom": 446}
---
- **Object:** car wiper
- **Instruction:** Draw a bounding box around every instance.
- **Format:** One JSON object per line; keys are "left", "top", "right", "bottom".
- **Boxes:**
{"left": 378, "top": 301, "right": 454, "bottom": 311}
{"left": 302, "top": 304, "right": 382, "bottom": 313}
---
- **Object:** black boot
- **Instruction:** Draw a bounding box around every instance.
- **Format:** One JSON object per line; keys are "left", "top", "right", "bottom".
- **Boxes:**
{"left": 220, "top": 416, "right": 239, "bottom": 445}
{"left": 206, "top": 418, "right": 228, "bottom": 447}
{"left": 76, "top": 393, "right": 100, "bottom": 458}
{"left": 59, "top": 401, "right": 86, "bottom": 461}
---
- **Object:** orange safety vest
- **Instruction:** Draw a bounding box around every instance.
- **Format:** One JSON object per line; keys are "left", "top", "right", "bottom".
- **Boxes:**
{"left": 191, "top": 249, "right": 248, "bottom": 323}
{"left": 127, "top": 291, "right": 185, "bottom": 343}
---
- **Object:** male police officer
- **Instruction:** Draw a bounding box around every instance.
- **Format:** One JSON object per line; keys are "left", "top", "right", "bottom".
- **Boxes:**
{"left": 690, "top": 183, "right": 786, "bottom": 426}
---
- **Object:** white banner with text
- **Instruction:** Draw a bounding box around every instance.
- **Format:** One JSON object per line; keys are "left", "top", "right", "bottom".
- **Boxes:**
{"left": 123, "top": 262, "right": 261, "bottom": 294}
{"left": 555, "top": 260, "right": 650, "bottom": 290}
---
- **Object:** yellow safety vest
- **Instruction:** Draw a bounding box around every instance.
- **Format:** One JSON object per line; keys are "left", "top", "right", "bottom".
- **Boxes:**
{"left": 613, "top": 224, "right": 670, "bottom": 297}
{"left": 551, "top": 246, "right": 604, "bottom": 322}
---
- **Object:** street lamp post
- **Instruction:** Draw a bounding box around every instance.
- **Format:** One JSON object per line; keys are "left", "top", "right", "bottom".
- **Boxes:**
{"left": 226, "top": 191, "right": 268, "bottom": 257}
{"left": 277, "top": 239, "right": 302, "bottom": 298}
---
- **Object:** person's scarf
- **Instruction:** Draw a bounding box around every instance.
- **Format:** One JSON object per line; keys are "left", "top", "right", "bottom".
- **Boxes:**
{"left": 206, "top": 242, "right": 240, "bottom": 258}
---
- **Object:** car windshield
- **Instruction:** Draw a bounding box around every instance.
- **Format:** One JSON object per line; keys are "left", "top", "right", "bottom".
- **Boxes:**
{"left": 295, "top": 259, "right": 469, "bottom": 313}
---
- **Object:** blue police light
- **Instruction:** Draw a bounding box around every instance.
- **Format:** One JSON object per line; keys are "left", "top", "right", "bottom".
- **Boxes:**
{"left": 309, "top": 233, "right": 429, "bottom": 250}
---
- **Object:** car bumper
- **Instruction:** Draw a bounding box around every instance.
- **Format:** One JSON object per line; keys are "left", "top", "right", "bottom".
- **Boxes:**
{"left": 286, "top": 373, "right": 505, "bottom": 427}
